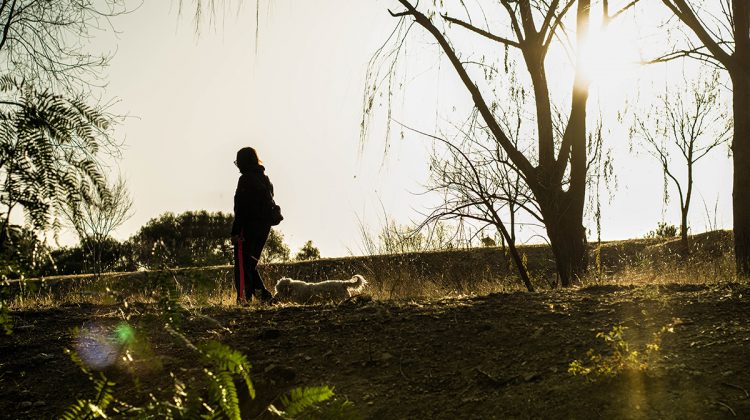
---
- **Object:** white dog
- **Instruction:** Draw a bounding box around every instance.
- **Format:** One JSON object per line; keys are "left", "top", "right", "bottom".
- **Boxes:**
{"left": 273, "top": 275, "right": 367, "bottom": 304}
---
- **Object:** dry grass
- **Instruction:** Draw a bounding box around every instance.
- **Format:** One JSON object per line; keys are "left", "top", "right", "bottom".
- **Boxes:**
{"left": 7, "top": 231, "right": 741, "bottom": 309}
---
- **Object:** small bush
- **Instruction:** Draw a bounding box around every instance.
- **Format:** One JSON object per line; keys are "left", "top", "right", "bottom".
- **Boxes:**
{"left": 645, "top": 222, "right": 678, "bottom": 239}
{"left": 569, "top": 323, "right": 674, "bottom": 380}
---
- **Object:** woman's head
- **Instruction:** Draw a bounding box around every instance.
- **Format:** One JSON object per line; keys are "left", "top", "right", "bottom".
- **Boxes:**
{"left": 235, "top": 147, "right": 263, "bottom": 173}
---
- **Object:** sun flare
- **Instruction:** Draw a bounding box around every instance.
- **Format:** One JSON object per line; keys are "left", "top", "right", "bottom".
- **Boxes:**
{"left": 579, "top": 23, "right": 640, "bottom": 85}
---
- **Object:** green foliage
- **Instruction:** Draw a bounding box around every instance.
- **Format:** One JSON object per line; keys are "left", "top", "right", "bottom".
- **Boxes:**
{"left": 262, "top": 228, "right": 291, "bottom": 264}
{"left": 295, "top": 240, "right": 321, "bottom": 261}
{"left": 0, "top": 224, "right": 49, "bottom": 278}
{"left": 0, "top": 76, "right": 112, "bottom": 247}
{"left": 43, "top": 237, "right": 132, "bottom": 275}
{"left": 62, "top": 273, "right": 255, "bottom": 419}
{"left": 130, "top": 211, "right": 233, "bottom": 269}
{"left": 480, "top": 236, "right": 496, "bottom": 247}
{"left": 281, "top": 387, "right": 334, "bottom": 417}
{"left": 267, "top": 386, "right": 357, "bottom": 419}
{"left": 60, "top": 375, "right": 116, "bottom": 419}
{"left": 199, "top": 341, "right": 255, "bottom": 420}
{"left": 0, "top": 223, "right": 132, "bottom": 279}
{"left": 62, "top": 332, "right": 257, "bottom": 419}
{"left": 569, "top": 323, "right": 674, "bottom": 380}
{"left": 129, "top": 210, "right": 291, "bottom": 269}
{"left": 645, "top": 222, "right": 678, "bottom": 239}
{"left": 0, "top": 223, "right": 51, "bottom": 335}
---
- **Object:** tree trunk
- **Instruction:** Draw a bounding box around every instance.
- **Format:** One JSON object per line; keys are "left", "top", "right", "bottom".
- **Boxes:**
{"left": 496, "top": 220, "right": 534, "bottom": 292}
{"left": 732, "top": 65, "right": 750, "bottom": 278}
{"left": 681, "top": 154, "right": 693, "bottom": 256}
{"left": 539, "top": 191, "right": 588, "bottom": 287}
{"left": 680, "top": 206, "right": 689, "bottom": 256}
{"left": 544, "top": 0, "right": 589, "bottom": 287}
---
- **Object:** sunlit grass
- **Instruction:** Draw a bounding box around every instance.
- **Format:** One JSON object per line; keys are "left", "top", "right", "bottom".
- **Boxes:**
{"left": 7, "top": 231, "right": 739, "bottom": 310}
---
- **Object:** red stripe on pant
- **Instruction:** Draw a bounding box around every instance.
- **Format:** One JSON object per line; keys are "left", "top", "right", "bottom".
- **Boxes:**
{"left": 238, "top": 229, "right": 246, "bottom": 302}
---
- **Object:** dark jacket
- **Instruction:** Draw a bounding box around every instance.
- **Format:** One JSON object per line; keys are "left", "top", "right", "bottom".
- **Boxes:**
{"left": 231, "top": 166, "right": 274, "bottom": 235}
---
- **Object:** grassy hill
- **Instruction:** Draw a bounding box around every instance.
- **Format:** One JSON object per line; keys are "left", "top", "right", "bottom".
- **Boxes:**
{"left": 4, "top": 230, "right": 735, "bottom": 306}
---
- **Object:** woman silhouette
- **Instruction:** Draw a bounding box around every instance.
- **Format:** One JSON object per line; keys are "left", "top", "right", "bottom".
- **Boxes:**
{"left": 231, "top": 147, "right": 275, "bottom": 304}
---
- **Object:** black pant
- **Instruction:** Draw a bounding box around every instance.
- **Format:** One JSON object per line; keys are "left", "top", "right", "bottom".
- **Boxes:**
{"left": 233, "top": 224, "right": 271, "bottom": 302}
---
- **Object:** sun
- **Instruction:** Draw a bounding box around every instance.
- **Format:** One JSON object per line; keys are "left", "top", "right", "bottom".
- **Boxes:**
{"left": 579, "top": 22, "right": 641, "bottom": 85}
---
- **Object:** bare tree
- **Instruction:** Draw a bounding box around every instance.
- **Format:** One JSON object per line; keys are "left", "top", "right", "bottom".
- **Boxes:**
{"left": 633, "top": 71, "right": 732, "bottom": 254}
{"left": 0, "top": 0, "right": 129, "bottom": 91}
{"left": 413, "top": 76, "right": 542, "bottom": 291}
{"left": 418, "top": 121, "right": 538, "bottom": 291}
{"left": 61, "top": 176, "right": 133, "bottom": 274}
{"left": 653, "top": 0, "right": 750, "bottom": 277}
{"left": 364, "top": 1, "right": 639, "bottom": 286}
{"left": 356, "top": 203, "right": 472, "bottom": 256}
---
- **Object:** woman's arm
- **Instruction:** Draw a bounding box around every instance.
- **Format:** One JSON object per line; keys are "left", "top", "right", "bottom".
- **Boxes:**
{"left": 231, "top": 176, "right": 249, "bottom": 235}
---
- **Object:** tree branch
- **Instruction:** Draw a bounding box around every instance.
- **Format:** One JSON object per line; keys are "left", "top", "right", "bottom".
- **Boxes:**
{"left": 661, "top": 0, "right": 734, "bottom": 67}
{"left": 543, "top": 0, "right": 576, "bottom": 52}
{"left": 442, "top": 13, "right": 521, "bottom": 48}
{"left": 499, "top": 0, "right": 525, "bottom": 44}
{"left": 0, "top": 0, "right": 17, "bottom": 52}
{"left": 608, "top": 0, "right": 642, "bottom": 23}
{"left": 394, "top": 0, "right": 536, "bottom": 178}
{"left": 540, "top": 0, "right": 561, "bottom": 40}
{"left": 388, "top": 9, "right": 411, "bottom": 18}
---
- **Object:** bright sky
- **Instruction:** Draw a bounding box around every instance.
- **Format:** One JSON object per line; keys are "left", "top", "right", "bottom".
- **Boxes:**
{"left": 66, "top": 0, "right": 733, "bottom": 257}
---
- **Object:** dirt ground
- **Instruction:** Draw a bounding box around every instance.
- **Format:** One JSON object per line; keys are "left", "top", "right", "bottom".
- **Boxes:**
{"left": 2, "top": 282, "right": 749, "bottom": 419}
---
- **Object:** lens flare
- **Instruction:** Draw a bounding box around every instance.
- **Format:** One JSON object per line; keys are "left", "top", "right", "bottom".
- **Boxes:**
{"left": 75, "top": 322, "right": 135, "bottom": 370}
{"left": 74, "top": 323, "right": 124, "bottom": 370}
{"left": 115, "top": 322, "right": 135, "bottom": 345}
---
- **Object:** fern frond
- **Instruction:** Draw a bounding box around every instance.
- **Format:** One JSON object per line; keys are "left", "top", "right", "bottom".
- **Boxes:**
{"left": 199, "top": 340, "right": 255, "bottom": 399}
{"left": 60, "top": 400, "right": 88, "bottom": 420}
{"left": 0, "top": 75, "right": 19, "bottom": 92}
{"left": 205, "top": 368, "right": 241, "bottom": 420}
{"left": 279, "top": 386, "right": 335, "bottom": 418}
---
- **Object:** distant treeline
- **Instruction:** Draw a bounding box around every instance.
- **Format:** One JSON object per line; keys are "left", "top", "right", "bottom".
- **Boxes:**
{"left": 0, "top": 211, "right": 320, "bottom": 278}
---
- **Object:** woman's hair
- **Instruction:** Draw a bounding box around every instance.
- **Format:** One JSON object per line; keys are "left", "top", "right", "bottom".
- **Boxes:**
{"left": 236, "top": 147, "right": 263, "bottom": 173}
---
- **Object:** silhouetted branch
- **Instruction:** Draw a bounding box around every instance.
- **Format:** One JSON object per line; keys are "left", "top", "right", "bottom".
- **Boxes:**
{"left": 388, "top": 9, "right": 411, "bottom": 18}
{"left": 660, "top": 0, "right": 733, "bottom": 67}
{"left": 394, "top": 0, "right": 535, "bottom": 177}
{"left": 441, "top": 14, "right": 521, "bottom": 48}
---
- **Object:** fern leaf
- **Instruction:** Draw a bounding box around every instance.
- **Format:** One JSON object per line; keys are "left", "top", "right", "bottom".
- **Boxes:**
{"left": 199, "top": 340, "right": 255, "bottom": 399}
{"left": 280, "top": 386, "right": 335, "bottom": 418}
{"left": 205, "top": 368, "right": 241, "bottom": 420}
{"left": 60, "top": 400, "right": 88, "bottom": 420}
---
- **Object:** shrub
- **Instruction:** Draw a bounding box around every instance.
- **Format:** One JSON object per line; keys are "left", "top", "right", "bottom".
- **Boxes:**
{"left": 295, "top": 240, "right": 321, "bottom": 261}
{"left": 569, "top": 323, "right": 674, "bottom": 380}
{"left": 645, "top": 222, "right": 678, "bottom": 239}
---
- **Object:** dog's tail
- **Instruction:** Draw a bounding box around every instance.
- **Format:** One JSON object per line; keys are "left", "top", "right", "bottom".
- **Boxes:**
{"left": 348, "top": 274, "right": 367, "bottom": 291}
